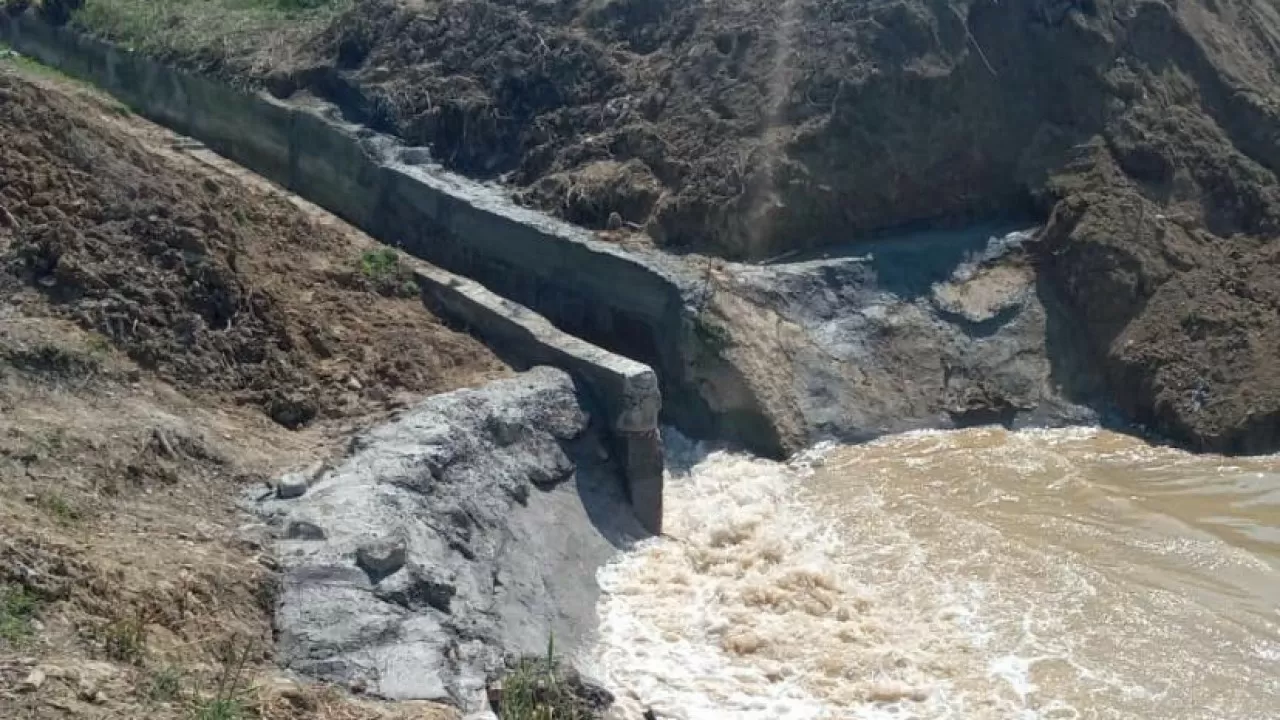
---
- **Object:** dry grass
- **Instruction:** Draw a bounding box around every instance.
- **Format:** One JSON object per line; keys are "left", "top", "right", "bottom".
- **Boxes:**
{"left": 72, "top": 0, "right": 349, "bottom": 75}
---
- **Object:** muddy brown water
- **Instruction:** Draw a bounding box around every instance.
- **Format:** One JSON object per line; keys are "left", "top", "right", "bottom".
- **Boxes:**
{"left": 591, "top": 428, "right": 1280, "bottom": 719}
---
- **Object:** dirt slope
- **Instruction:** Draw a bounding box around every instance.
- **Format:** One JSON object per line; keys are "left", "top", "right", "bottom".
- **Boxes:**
{"left": 0, "top": 62, "right": 502, "bottom": 719}
{"left": 209, "top": 0, "right": 1279, "bottom": 257}
{"left": 0, "top": 59, "right": 506, "bottom": 428}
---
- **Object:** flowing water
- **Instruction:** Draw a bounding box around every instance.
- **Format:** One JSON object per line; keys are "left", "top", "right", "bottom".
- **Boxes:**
{"left": 590, "top": 428, "right": 1280, "bottom": 719}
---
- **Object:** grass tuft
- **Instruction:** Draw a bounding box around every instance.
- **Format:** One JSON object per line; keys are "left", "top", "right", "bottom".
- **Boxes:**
{"left": 0, "top": 584, "right": 40, "bottom": 645}
{"left": 498, "top": 635, "right": 595, "bottom": 720}
{"left": 101, "top": 612, "right": 148, "bottom": 664}
{"left": 146, "top": 665, "right": 185, "bottom": 703}
{"left": 194, "top": 696, "right": 246, "bottom": 720}
{"left": 359, "top": 247, "right": 401, "bottom": 281}
{"left": 357, "top": 247, "right": 420, "bottom": 298}
{"left": 191, "top": 637, "right": 254, "bottom": 720}
{"left": 35, "top": 489, "right": 82, "bottom": 523}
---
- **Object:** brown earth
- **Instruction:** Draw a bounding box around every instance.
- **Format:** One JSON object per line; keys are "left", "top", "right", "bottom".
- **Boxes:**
{"left": 0, "top": 61, "right": 504, "bottom": 719}
{"left": 59, "top": 0, "right": 1280, "bottom": 450}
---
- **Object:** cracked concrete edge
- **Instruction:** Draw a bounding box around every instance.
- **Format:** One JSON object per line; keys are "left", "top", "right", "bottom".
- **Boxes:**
{"left": 413, "top": 265, "right": 664, "bottom": 535}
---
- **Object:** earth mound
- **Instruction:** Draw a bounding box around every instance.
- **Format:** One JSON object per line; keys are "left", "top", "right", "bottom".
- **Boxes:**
{"left": 0, "top": 68, "right": 507, "bottom": 430}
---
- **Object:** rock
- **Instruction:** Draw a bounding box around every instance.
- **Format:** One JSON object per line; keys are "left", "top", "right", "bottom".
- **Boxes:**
{"left": 464, "top": 712, "right": 499, "bottom": 720}
{"left": 268, "top": 677, "right": 316, "bottom": 711}
{"left": 373, "top": 565, "right": 456, "bottom": 613}
{"left": 355, "top": 538, "right": 407, "bottom": 582}
{"left": 19, "top": 668, "right": 45, "bottom": 692}
{"left": 262, "top": 368, "right": 647, "bottom": 709}
{"left": 285, "top": 520, "right": 326, "bottom": 541}
{"left": 77, "top": 677, "right": 105, "bottom": 704}
{"left": 276, "top": 472, "right": 310, "bottom": 499}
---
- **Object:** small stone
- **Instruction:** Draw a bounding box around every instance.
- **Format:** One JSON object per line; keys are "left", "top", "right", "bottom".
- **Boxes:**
{"left": 19, "top": 668, "right": 46, "bottom": 692}
{"left": 270, "top": 678, "right": 316, "bottom": 710}
{"left": 356, "top": 538, "right": 407, "bottom": 582}
{"left": 347, "top": 376, "right": 363, "bottom": 391}
{"left": 606, "top": 211, "right": 624, "bottom": 230}
{"left": 486, "top": 680, "right": 503, "bottom": 713}
{"left": 77, "top": 677, "right": 105, "bottom": 704}
{"left": 285, "top": 521, "right": 326, "bottom": 541}
{"left": 276, "top": 472, "right": 309, "bottom": 499}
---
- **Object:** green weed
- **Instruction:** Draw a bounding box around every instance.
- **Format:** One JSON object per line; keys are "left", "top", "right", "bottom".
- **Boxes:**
{"left": 498, "top": 634, "right": 593, "bottom": 720}
{"left": 191, "top": 638, "right": 253, "bottom": 720}
{"left": 101, "top": 612, "right": 147, "bottom": 664}
{"left": 193, "top": 696, "right": 246, "bottom": 720}
{"left": 0, "top": 41, "right": 79, "bottom": 83}
{"left": 359, "top": 247, "right": 401, "bottom": 281}
{"left": 72, "top": 0, "right": 349, "bottom": 60}
{"left": 146, "top": 665, "right": 185, "bottom": 703}
{"left": 35, "top": 490, "right": 81, "bottom": 523}
{"left": 0, "top": 584, "right": 40, "bottom": 645}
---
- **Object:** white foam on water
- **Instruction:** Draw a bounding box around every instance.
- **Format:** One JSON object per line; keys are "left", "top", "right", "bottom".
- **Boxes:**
{"left": 591, "top": 427, "right": 1280, "bottom": 719}
{"left": 590, "top": 440, "right": 1033, "bottom": 720}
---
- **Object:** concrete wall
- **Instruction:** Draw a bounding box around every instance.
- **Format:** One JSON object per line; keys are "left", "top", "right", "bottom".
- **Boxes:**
{"left": 413, "top": 266, "right": 663, "bottom": 532}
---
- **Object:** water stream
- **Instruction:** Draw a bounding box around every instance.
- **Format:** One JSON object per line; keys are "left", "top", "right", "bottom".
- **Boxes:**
{"left": 589, "top": 428, "right": 1280, "bottom": 719}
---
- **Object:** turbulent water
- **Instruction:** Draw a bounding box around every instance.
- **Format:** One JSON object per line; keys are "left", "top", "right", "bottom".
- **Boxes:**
{"left": 589, "top": 428, "right": 1280, "bottom": 720}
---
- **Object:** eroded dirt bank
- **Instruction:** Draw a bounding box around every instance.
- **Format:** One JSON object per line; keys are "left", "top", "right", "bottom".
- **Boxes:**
{"left": 0, "top": 61, "right": 511, "bottom": 719}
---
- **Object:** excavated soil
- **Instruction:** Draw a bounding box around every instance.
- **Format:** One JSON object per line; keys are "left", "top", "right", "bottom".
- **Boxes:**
{"left": 0, "top": 65, "right": 507, "bottom": 430}
{"left": 61, "top": 0, "right": 1280, "bottom": 451}
{"left": 0, "top": 63, "right": 500, "bottom": 720}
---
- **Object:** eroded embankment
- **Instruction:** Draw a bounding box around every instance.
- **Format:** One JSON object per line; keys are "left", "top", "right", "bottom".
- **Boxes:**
{"left": 0, "top": 60, "right": 509, "bottom": 720}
